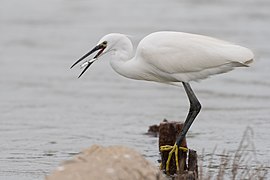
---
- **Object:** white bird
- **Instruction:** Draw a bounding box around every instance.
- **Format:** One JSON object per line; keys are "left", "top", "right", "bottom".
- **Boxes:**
{"left": 70, "top": 31, "right": 254, "bottom": 173}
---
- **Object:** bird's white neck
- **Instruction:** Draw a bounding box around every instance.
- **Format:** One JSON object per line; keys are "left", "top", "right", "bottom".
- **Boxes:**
{"left": 109, "top": 38, "right": 143, "bottom": 80}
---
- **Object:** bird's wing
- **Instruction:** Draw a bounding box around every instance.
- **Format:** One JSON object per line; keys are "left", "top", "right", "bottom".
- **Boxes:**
{"left": 136, "top": 32, "right": 254, "bottom": 75}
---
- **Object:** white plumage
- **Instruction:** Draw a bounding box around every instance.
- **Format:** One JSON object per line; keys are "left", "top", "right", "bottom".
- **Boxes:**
{"left": 82, "top": 31, "right": 254, "bottom": 84}
{"left": 71, "top": 31, "right": 254, "bottom": 164}
{"left": 134, "top": 32, "right": 253, "bottom": 82}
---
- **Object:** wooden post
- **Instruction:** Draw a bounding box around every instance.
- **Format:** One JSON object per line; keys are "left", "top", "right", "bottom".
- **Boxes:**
{"left": 159, "top": 121, "right": 187, "bottom": 175}
{"left": 188, "top": 149, "right": 198, "bottom": 178}
{"left": 158, "top": 120, "right": 198, "bottom": 180}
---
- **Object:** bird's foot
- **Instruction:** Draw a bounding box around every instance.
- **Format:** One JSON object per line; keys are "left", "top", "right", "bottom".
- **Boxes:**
{"left": 160, "top": 143, "right": 188, "bottom": 173}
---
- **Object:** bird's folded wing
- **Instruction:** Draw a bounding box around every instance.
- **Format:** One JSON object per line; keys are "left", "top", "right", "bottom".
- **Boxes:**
{"left": 137, "top": 32, "right": 254, "bottom": 75}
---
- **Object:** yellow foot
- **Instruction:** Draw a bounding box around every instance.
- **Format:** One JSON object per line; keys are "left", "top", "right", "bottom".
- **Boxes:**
{"left": 160, "top": 143, "right": 188, "bottom": 173}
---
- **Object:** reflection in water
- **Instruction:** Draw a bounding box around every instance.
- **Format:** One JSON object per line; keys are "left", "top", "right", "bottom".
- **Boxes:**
{"left": 0, "top": 0, "right": 270, "bottom": 179}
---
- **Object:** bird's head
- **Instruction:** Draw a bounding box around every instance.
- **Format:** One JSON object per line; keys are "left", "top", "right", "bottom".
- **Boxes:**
{"left": 70, "top": 33, "right": 132, "bottom": 78}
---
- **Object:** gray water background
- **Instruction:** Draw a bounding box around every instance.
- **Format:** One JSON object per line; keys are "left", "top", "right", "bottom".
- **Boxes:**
{"left": 0, "top": 0, "right": 270, "bottom": 179}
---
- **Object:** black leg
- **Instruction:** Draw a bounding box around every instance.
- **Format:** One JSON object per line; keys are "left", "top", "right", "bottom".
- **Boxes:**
{"left": 176, "top": 82, "right": 201, "bottom": 146}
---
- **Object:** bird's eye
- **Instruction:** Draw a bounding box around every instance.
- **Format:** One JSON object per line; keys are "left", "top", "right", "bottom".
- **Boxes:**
{"left": 101, "top": 41, "right": 107, "bottom": 47}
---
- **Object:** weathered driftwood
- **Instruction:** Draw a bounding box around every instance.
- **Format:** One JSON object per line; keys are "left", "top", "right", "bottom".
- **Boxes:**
{"left": 158, "top": 120, "right": 198, "bottom": 179}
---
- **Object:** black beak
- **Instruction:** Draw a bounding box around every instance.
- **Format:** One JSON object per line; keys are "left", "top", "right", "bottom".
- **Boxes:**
{"left": 70, "top": 44, "right": 105, "bottom": 78}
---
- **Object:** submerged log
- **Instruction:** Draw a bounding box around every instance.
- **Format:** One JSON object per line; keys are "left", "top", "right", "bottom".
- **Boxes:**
{"left": 146, "top": 119, "right": 168, "bottom": 137}
{"left": 146, "top": 124, "right": 160, "bottom": 137}
{"left": 158, "top": 120, "right": 198, "bottom": 179}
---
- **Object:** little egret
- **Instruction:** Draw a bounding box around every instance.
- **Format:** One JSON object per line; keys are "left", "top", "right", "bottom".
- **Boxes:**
{"left": 70, "top": 31, "right": 254, "bottom": 173}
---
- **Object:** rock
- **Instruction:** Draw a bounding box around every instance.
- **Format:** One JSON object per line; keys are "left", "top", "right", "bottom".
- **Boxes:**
{"left": 46, "top": 145, "right": 164, "bottom": 180}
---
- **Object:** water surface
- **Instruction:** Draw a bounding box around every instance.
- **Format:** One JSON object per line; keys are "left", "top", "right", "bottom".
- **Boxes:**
{"left": 1, "top": 0, "right": 270, "bottom": 179}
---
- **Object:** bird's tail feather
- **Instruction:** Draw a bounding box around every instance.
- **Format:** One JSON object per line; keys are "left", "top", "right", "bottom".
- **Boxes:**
{"left": 232, "top": 59, "right": 254, "bottom": 67}
{"left": 243, "top": 59, "right": 254, "bottom": 66}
